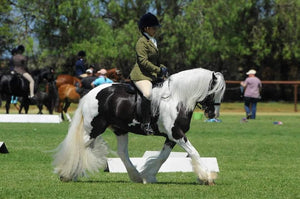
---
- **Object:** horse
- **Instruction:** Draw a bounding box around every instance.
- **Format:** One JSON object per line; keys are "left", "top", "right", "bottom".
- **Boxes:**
{"left": 55, "top": 70, "right": 121, "bottom": 121}
{"left": 34, "top": 80, "right": 58, "bottom": 114}
{"left": 106, "top": 68, "right": 126, "bottom": 82}
{"left": 56, "top": 74, "right": 81, "bottom": 88}
{"left": 0, "top": 67, "right": 55, "bottom": 114}
{"left": 56, "top": 84, "right": 80, "bottom": 121}
{"left": 53, "top": 68, "right": 226, "bottom": 185}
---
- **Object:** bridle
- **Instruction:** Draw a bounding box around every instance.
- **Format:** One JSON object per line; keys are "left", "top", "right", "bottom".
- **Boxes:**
{"left": 195, "top": 94, "right": 217, "bottom": 111}
{"left": 195, "top": 72, "right": 221, "bottom": 112}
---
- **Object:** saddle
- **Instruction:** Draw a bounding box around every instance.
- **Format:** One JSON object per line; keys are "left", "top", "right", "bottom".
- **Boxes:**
{"left": 122, "top": 81, "right": 163, "bottom": 135}
{"left": 11, "top": 71, "right": 28, "bottom": 89}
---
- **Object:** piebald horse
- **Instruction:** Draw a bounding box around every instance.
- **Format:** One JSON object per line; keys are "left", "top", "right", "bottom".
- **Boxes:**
{"left": 53, "top": 68, "right": 226, "bottom": 185}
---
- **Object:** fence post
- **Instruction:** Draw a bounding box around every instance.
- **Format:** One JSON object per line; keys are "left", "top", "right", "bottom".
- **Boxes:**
{"left": 294, "top": 84, "right": 298, "bottom": 112}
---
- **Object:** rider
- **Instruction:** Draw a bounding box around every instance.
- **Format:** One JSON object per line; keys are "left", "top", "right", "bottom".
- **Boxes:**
{"left": 75, "top": 50, "right": 87, "bottom": 78}
{"left": 129, "top": 12, "right": 167, "bottom": 135}
{"left": 12, "top": 45, "right": 36, "bottom": 101}
{"left": 9, "top": 48, "right": 19, "bottom": 105}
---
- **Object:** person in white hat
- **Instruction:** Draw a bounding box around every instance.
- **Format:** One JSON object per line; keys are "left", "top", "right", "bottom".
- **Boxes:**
{"left": 240, "top": 69, "right": 262, "bottom": 119}
{"left": 76, "top": 68, "right": 97, "bottom": 97}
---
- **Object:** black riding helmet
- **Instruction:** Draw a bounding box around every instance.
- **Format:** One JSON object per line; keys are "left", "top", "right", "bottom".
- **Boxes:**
{"left": 78, "top": 50, "right": 86, "bottom": 57}
{"left": 138, "top": 12, "right": 161, "bottom": 31}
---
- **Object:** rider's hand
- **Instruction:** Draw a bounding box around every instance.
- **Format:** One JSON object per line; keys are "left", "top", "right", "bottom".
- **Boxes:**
{"left": 160, "top": 65, "right": 168, "bottom": 78}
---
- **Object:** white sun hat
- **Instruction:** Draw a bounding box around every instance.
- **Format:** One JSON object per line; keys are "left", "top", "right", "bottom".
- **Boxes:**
{"left": 246, "top": 69, "right": 256, "bottom": 75}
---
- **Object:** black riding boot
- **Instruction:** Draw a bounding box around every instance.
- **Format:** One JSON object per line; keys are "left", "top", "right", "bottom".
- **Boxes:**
{"left": 140, "top": 97, "right": 154, "bottom": 135}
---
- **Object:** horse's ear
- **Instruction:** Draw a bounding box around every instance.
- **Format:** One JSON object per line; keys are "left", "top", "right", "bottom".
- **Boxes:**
{"left": 212, "top": 72, "right": 217, "bottom": 80}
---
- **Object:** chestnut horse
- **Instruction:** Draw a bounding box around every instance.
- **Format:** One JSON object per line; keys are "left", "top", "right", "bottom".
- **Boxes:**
{"left": 56, "top": 74, "right": 82, "bottom": 88}
{"left": 55, "top": 74, "right": 81, "bottom": 121}
{"left": 55, "top": 68, "right": 124, "bottom": 121}
{"left": 56, "top": 84, "right": 80, "bottom": 121}
{"left": 106, "top": 68, "right": 125, "bottom": 82}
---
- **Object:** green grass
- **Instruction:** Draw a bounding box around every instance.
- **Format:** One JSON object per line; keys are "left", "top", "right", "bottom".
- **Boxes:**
{"left": 1, "top": 113, "right": 300, "bottom": 199}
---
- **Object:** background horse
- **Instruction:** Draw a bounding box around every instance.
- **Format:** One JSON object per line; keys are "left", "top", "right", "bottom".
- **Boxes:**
{"left": 56, "top": 84, "right": 80, "bottom": 121}
{"left": 0, "top": 67, "right": 55, "bottom": 114}
{"left": 56, "top": 74, "right": 81, "bottom": 88}
{"left": 53, "top": 68, "right": 226, "bottom": 185}
{"left": 55, "top": 69, "right": 122, "bottom": 121}
{"left": 34, "top": 80, "right": 58, "bottom": 114}
{"left": 106, "top": 68, "right": 126, "bottom": 82}
{"left": 55, "top": 74, "right": 82, "bottom": 120}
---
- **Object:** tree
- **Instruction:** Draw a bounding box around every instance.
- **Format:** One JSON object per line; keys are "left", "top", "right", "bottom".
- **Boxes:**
{"left": 0, "top": 1, "right": 13, "bottom": 56}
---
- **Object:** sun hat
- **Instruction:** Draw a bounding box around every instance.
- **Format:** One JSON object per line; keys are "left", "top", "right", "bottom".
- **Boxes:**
{"left": 246, "top": 69, "right": 256, "bottom": 75}
{"left": 97, "top": 69, "right": 107, "bottom": 75}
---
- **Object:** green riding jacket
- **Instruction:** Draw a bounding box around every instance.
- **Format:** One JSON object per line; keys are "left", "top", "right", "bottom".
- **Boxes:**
{"left": 130, "top": 35, "right": 165, "bottom": 81}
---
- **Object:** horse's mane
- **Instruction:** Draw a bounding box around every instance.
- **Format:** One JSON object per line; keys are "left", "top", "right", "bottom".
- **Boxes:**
{"left": 152, "top": 68, "right": 225, "bottom": 115}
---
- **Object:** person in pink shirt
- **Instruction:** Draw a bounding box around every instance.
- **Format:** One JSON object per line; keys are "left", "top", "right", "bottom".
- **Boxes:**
{"left": 240, "top": 69, "right": 262, "bottom": 119}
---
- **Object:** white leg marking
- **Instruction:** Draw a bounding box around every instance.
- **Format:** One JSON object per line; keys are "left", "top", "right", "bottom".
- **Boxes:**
{"left": 66, "top": 113, "right": 72, "bottom": 122}
{"left": 177, "top": 138, "right": 217, "bottom": 184}
{"left": 116, "top": 134, "right": 142, "bottom": 183}
{"left": 140, "top": 144, "right": 173, "bottom": 183}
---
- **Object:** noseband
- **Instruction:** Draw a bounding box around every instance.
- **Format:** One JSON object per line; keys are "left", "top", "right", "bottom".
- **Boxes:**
{"left": 195, "top": 96, "right": 219, "bottom": 111}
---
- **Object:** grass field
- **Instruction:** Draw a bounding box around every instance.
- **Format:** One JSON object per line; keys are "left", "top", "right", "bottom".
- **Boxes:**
{"left": 0, "top": 103, "right": 300, "bottom": 198}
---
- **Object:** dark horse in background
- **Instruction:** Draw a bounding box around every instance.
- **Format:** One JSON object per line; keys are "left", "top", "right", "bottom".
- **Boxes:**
{"left": 32, "top": 80, "right": 58, "bottom": 114}
{"left": 53, "top": 68, "right": 226, "bottom": 185}
{"left": 0, "top": 67, "right": 55, "bottom": 114}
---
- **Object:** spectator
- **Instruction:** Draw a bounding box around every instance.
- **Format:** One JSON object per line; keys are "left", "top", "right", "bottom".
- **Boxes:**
{"left": 129, "top": 12, "right": 167, "bottom": 134}
{"left": 75, "top": 50, "right": 87, "bottom": 78}
{"left": 80, "top": 64, "right": 95, "bottom": 78}
{"left": 91, "top": 69, "right": 113, "bottom": 88}
{"left": 240, "top": 69, "right": 262, "bottom": 119}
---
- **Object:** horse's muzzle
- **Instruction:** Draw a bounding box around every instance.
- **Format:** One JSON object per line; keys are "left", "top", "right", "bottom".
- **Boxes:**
{"left": 204, "top": 110, "right": 216, "bottom": 119}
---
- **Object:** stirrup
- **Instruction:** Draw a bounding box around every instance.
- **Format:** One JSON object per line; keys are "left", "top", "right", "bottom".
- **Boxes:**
{"left": 141, "top": 123, "right": 154, "bottom": 135}
{"left": 28, "top": 95, "right": 37, "bottom": 104}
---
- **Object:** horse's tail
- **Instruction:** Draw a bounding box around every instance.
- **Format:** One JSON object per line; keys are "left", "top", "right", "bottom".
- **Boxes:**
{"left": 52, "top": 99, "right": 108, "bottom": 181}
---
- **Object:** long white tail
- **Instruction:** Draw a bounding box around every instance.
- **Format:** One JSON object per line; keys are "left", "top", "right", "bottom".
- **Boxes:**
{"left": 52, "top": 99, "right": 108, "bottom": 181}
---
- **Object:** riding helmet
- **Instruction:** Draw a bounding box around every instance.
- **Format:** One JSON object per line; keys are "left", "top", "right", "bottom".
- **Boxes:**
{"left": 138, "top": 12, "right": 161, "bottom": 31}
{"left": 17, "top": 45, "right": 25, "bottom": 54}
{"left": 78, "top": 50, "right": 86, "bottom": 57}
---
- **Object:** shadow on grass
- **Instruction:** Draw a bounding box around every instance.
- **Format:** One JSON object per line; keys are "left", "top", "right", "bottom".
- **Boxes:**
{"left": 73, "top": 179, "right": 210, "bottom": 186}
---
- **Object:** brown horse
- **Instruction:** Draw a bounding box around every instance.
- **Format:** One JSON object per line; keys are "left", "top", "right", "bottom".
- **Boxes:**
{"left": 55, "top": 69, "right": 123, "bottom": 121}
{"left": 106, "top": 68, "right": 127, "bottom": 82}
{"left": 56, "top": 84, "right": 80, "bottom": 121}
{"left": 56, "top": 74, "right": 82, "bottom": 88}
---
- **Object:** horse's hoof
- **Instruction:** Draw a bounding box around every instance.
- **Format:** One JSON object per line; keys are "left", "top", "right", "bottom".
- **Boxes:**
{"left": 141, "top": 176, "right": 157, "bottom": 184}
{"left": 60, "top": 176, "right": 71, "bottom": 182}
{"left": 208, "top": 181, "right": 216, "bottom": 186}
{"left": 197, "top": 179, "right": 215, "bottom": 186}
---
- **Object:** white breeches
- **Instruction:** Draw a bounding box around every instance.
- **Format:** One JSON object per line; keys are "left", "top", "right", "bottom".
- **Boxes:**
{"left": 23, "top": 72, "right": 35, "bottom": 97}
{"left": 134, "top": 80, "right": 152, "bottom": 99}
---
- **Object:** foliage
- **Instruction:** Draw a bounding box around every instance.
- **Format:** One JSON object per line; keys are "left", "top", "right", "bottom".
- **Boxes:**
{"left": 0, "top": 114, "right": 300, "bottom": 198}
{"left": 0, "top": 0, "right": 13, "bottom": 55}
{"left": 1, "top": 0, "right": 299, "bottom": 81}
